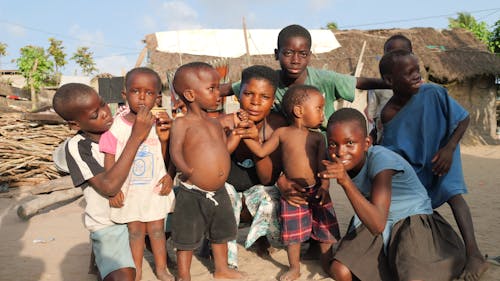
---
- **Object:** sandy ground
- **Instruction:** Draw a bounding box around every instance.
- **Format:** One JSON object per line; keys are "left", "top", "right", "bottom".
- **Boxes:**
{"left": 0, "top": 145, "right": 499, "bottom": 281}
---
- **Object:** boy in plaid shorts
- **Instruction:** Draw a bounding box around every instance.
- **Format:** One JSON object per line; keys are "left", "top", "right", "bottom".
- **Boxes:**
{"left": 243, "top": 84, "right": 340, "bottom": 281}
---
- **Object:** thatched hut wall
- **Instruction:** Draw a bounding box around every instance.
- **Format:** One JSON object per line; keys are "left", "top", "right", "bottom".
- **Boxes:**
{"left": 144, "top": 28, "right": 500, "bottom": 144}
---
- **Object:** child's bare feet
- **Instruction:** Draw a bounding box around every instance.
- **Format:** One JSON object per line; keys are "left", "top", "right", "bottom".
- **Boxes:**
{"left": 279, "top": 267, "right": 300, "bottom": 281}
{"left": 213, "top": 268, "right": 246, "bottom": 279}
{"left": 462, "top": 254, "right": 489, "bottom": 281}
{"left": 156, "top": 268, "right": 174, "bottom": 281}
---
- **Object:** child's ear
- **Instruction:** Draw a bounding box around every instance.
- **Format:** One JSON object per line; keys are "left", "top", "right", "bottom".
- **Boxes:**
{"left": 274, "top": 48, "right": 279, "bottom": 60}
{"left": 364, "top": 135, "right": 372, "bottom": 151}
{"left": 292, "top": 105, "right": 303, "bottom": 118}
{"left": 67, "top": 120, "right": 81, "bottom": 131}
{"left": 382, "top": 74, "right": 393, "bottom": 87}
{"left": 182, "top": 89, "right": 195, "bottom": 102}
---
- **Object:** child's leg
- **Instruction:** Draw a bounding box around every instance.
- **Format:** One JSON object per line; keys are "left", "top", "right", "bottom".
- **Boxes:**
{"left": 128, "top": 221, "right": 146, "bottom": 281}
{"left": 211, "top": 242, "right": 245, "bottom": 279}
{"left": 280, "top": 243, "right": 301, "bottom": 281}
{"left": 146, "top": 219, "right": 173, "bottom": 281}
{"left": 448, "top": 194, "right": 488, "bottom": 280}
{"left": 176, "top": 250, "right": 193, "bottom": 281}
{"left": 330, "top": 260, "right": 354, "bottom": 281}
{"left": 319, "top": 242, "right": 334, "bottom": 274}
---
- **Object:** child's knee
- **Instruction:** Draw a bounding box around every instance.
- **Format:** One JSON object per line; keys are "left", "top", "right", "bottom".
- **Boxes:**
{"left": 148, "top": 228, "right": 166, "bottom": 240}
{"left": 128, "top": 229, "right": 146, "bottom": 241}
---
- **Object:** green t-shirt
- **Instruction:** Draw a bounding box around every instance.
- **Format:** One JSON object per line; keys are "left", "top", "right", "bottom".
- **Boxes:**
{"left": 232, "top": 67, "right": 356, "bottom": 127}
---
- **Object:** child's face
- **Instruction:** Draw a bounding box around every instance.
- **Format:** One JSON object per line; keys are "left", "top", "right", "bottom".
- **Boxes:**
{"left": 327, "top": 120, "right": 371, "bottom": 175}
{"left": 72, "top": 93, "right": 113, "bottom": 136}
{"left": 239, "top": 78, "right": 275, "bottom": 123}
{"left": 275, "top": 36, "right": 311, "bottom": 80}
{"left": 302, "top": 90, "right": 324, "bottom": 129}
{"left": 123, "top": 72, "right": 161, "bottom": 114}
{"left": 193, "top": 68, "right": 221, "bottom": 111}
{"left": 387, "top": 55, "right": 422, "bottom": 95}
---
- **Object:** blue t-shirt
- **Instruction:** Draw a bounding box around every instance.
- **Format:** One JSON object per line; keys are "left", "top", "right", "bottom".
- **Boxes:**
{"left": 351, "top": 146, "right": 433, "bottom": 248}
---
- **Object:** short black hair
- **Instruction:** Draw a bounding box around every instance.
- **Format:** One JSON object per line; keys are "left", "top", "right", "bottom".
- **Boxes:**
{"left": 124, "top": 67, "right": 163, "bottom": 93}
{"left": 53, "top": 83, "right": 96, "bottom": 121}
{"left": 172, "top": 62, "right": 214, "bottom": 103}
{"left": 379, "top": 49, "right": 414, "bottom": 79}
{"left": 277, "top": 24, "right": 312, "bottom": 50}
{"left": 383, "top": 34, "right": 413, "bottom": 53}
{"left": 241, "top": 65, "right": 278, "bottom": 92}
{"left": 327, "top": 108, "right": 367, "bottom": 136}
{"left": 281, "top": 84, "right": 319, "bottom": 122}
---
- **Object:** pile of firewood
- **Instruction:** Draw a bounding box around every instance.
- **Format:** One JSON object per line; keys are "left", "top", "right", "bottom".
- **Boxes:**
{"left": 0, "top": 113, "right": 74, "bottom": 188}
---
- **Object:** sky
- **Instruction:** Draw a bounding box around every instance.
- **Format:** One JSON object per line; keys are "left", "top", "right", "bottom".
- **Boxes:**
{"left": 0, "top": 0, "right": 498, "bottom": 76}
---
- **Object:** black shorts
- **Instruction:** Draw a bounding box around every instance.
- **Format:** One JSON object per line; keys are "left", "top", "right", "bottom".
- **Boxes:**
{"left": 171, "top": 183, "right": 237, "bottom": 250}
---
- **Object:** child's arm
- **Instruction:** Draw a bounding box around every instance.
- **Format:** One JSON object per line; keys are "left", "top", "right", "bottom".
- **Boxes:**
{"left": 432, "top": 115, "right": 470, "bottom": 176}
{"left": 356, "top": 77, "right": 390, "bottom": 90}
{"left": 242, "top": 128, "right": 281, "bottom": 158}
{"left": 155, "top": 110, "right": 173, "bottom": 161}
{"left": 90, "top": 107, "right": 155, "bottom": 197}
{"left": 315, "top": 135, "right": 330, "bottom": 205}
{"left": 169, "top": 118, "right": 193, "bottom": 180}
{"left": 320, "top": 155, "right": 392, "bottom": 235}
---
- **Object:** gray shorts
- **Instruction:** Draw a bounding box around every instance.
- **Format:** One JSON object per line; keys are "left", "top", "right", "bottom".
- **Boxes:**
{"left": 171, "top": 183, "right": 237, "bottom": 250}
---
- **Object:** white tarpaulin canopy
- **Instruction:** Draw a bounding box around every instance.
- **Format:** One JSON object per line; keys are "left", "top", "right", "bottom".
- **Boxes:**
{"left": 155, "top": 29, "right": 341, "bottom": 58}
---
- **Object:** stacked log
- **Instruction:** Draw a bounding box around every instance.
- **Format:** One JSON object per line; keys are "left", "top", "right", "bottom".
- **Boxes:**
{"left": 0, "top": 113, "right": 74, "bottom": 188}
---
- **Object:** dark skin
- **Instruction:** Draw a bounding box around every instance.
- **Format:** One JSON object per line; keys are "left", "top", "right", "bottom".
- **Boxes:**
{"left": 381, "top": 54, "right": 487, "bottom": 281}
{"left": 169, "top": 67, "right": 244, "bottom": 281}
{"left": 319, "top": 120, "right": 392, "bottom": 281}
{"left": 67, "top": 92, "right": 160, "bottom": 281}
{"left": 105, "top": 71, "right": 174, "bottom": 281}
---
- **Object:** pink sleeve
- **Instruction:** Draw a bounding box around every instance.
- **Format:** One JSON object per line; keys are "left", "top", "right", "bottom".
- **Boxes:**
{"left": 99, "top": 131, "right": 117, "bottom": 155}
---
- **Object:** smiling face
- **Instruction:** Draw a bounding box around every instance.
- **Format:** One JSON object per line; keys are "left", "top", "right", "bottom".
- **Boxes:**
{"left": 239, "top": 78, "right": 275, "bottom": 123}
{"left": 302, "top": 90, "right": 325, "bottom": 129}
{"left": 386, "top": 54, "right": 422, "bottom": 96}
{"left": 327, "top": 120, "right": 371, "bottom": 176}
{"left": 275, "top": 36, "right": 311, "bottom": 81}
{"left": 123, "top": 72, "right": 161, "bottom": 114}
{"left": 71, "top": 92, "right": 113, "bottom": 141}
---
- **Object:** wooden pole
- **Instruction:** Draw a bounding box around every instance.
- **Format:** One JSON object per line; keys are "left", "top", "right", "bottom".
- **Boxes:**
{"left": 135, "top": 47, "right": 147, "bottom": 67}
{"left": 242, "top": 17, "right": 251, "bottom": 66}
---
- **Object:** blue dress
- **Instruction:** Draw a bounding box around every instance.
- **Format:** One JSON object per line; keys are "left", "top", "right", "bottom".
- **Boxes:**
{"left": 381, "top": 83, "right": 469, "bottom": 208}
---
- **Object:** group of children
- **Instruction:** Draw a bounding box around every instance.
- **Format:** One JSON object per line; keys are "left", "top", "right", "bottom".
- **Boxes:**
{"left": 52, "top": 24, "right": 488, "bottom": 281}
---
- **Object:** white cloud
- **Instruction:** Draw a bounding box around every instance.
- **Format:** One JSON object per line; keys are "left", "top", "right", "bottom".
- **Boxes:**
{"left": 310, "top": 0, "right": 334, "bottom": 12}
{"left": 6, "top": 24, "right": 26, "bottom": 37}
{"left": 156, "top": 1, "right": 202, "bottom": 30}
{"left": 68, "top": 24, "right": 106, "bottom": 51}
{"left": 95, "top": 55, "right": 133, "bottom": 76}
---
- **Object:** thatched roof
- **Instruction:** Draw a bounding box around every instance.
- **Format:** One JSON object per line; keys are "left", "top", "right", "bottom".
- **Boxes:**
{"left": 145, "top": 27, "right": 500, "bottom": 85}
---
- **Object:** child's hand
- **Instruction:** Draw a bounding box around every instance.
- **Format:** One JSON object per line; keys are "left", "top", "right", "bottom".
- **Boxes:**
{"left": 276, "top": 174, "right": 309, "bottom": 207}
{"left": 131, "top": 107, "right": 155, "bottom": 142}
{"left": 109, "top": 191, "right": 124, "bottom": 208}
{"left": 155, "top": 111, "right": 173, "bottom": 142}
{"left": 319, "top": 155, "right": 350, "bottom": 186}
{"left": 158, "top": 175, "right": 173, "bottom": 196}
{"left": 431, "top": 146, "right": 454, "bottom": 176}
{"left": 234, "top": 109, "right": 249, "bottom": 124}
{"left": 233, "top": 120, "right": 259, "bottom": 140}
{"left": 315, "top": 187, "right": 332, "bottom": 205}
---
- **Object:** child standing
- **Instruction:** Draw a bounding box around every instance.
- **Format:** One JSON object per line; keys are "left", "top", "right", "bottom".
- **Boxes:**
{"left": 99, "top": 67, "right": 175, "bottom": 281}
{"left": 53, "top": 83, "right": 162, "bottom": 281}
{"left": 169, "top": 62, "right": 244, "bottom": 281}
{"left": 322, "top": 108, "right": 465, "bottom": 281}
{"left": 243, "top": 84, "right": 340, "bottom": 281}
{"left": 379, "top": 50, "right": 488, "bottom": 280}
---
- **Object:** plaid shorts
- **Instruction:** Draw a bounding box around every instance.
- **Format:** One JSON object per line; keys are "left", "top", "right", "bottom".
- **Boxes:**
{"left": 280, "top": 189, "right": 340, "bottom": 245}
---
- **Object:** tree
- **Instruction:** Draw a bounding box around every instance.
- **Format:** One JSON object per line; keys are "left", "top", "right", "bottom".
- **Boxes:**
{"left": 71, "top": 47, "right": 98, "bottom": 76}
{"left": 16, "top": 45, "right": 53, "bottom": 110}
{"left": 489, "top": 19, "right": 500, "bottom": 54}
{"left": 47, "top": 38, "right": 66, "bottom": 75}
{"left": 448, "top": 12, "right": 491, "bottom": 50}
{"left": 0, "top": 42, "right": 7, "bottom": 68}
{"left": 326, "top": 22, "right": 338, "bottom": 31}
